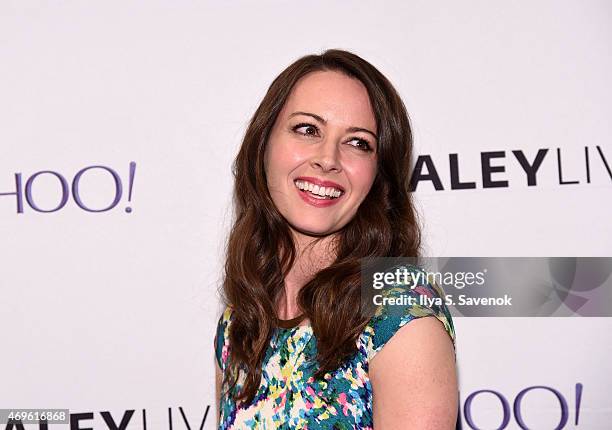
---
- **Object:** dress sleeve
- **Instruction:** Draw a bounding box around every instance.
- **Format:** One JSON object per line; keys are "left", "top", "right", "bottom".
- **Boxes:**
{"left": 214, "top": 306, "right": 233, "bottom": 371}
{"left": 363, "top": 265, "right": 456, "bottom": 362}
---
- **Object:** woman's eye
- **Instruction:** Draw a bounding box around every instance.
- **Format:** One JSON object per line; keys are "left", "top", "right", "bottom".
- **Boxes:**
{"left": 347, "top": 138, "right": 374, "bottom": 152}
{"left": 293, "top": 123, "right": 319, "bottom": 136}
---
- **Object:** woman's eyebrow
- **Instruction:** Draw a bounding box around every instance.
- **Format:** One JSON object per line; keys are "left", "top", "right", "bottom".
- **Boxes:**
{"left": 288, "top": 111, "right": 378, "bottom": 140}
{"left": 346, "top": 126, "right": 378, "bottom": 140}
{"left": 289, "top": 111, "right": 326, "bottom": 124}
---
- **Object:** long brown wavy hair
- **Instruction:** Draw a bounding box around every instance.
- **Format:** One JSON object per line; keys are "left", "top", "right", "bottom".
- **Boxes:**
{"left": 220, "top": 48, "right": 422, "bottom": 405}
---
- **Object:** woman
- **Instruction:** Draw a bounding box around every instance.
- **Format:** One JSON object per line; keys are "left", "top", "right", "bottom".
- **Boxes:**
{"left": 214, "top": 49, "right": 457, "bottom": 429}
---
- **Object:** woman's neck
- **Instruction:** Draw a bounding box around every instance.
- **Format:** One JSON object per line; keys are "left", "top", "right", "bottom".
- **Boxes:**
{"left": 276, "top": 230, "right": 338, "bottom": 320}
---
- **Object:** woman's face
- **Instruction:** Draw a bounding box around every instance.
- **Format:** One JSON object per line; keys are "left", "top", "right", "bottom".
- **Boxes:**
{"left": 264, "top": 70, "right": 378, "bottom": 239}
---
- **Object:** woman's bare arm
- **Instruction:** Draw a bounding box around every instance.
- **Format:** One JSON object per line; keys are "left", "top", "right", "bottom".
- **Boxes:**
{"left": 369, "top": 316, "right": 458, "bottom": 429}
{"left": 215, "top": 358, "right": 222, "bottom": 427}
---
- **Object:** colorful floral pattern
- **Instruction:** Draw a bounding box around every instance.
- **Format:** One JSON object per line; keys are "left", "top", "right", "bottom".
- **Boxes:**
{"left": 214, "top": 265, "right": 456, "bottom": 429}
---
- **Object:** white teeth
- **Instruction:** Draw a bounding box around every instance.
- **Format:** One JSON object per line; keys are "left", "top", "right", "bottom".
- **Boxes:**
{"left": 295, "top": 180, "right": 343, "bottom": 199}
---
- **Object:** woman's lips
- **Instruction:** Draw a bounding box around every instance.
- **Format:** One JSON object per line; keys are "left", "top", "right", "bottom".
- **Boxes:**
{"left": 295, "top": 176, "right": 345, "bottom": 192}
{"left": 296, "top": 186, "right": 344, "bottom": 208}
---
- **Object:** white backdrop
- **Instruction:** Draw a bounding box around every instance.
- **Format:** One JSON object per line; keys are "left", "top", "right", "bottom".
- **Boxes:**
{"left": 1, "top": 1, "right": 611, "bottom": 429}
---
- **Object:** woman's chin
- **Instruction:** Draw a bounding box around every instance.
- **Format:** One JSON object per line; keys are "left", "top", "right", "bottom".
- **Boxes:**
{"left": 288, "top": 223, "right": 340, "bottom": 239}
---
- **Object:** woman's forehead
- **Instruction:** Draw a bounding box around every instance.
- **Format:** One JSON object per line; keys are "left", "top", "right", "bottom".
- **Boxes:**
{"left": 280, "top": 70, "right": 377, "bottom": 133}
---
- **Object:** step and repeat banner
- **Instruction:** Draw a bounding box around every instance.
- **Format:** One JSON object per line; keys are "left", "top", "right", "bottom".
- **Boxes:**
{"left": 1, "top": 2, "right": 611, "bottom": 429}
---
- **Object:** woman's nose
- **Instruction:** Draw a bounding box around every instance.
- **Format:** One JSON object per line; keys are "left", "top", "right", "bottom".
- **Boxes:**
{"left": 310, "top": 137, "right": 341, "bottom": 173}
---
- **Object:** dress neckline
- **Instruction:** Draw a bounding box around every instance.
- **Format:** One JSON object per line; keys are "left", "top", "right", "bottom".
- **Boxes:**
{"left": 276, "top": 313, "right": 307, "bottom": 329}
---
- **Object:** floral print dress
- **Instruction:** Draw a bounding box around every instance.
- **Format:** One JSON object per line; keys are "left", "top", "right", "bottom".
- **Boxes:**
{"left": 214, "top": 266, "right": 456, "bottom": 429}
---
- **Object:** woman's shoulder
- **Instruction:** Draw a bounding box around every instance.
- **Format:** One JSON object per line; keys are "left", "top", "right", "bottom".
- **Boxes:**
{"left": 216, "top": 305, "right": 234, "bottom": 335}
{"left": 360, "top": 264, "right": 456, "bottom": 362}
{"left": 214, "top": 305, "right": 234, "bottom": 370}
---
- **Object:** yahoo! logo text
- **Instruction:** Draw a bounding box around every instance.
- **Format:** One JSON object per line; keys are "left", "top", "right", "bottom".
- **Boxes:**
{"left": 461, "top": 383, "right": 584, "bottom": 429}
{"left": 0, "top": 162, "right": 136, "bottom": 214}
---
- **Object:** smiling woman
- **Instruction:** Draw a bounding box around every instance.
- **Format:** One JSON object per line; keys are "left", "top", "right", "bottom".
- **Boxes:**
{"left": 264, "top": 70, "right": 378, "bottom": 238}
{"left": 214, "top": 49, "right": 458, "bottom": 429}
